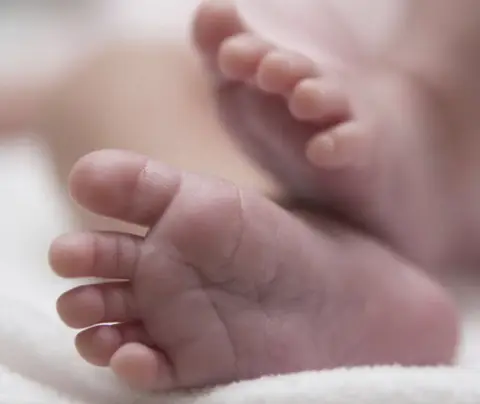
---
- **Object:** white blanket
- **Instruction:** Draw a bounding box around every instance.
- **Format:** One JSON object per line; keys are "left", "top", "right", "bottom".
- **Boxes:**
{"left": 2, "top": 2, "right": 480, "bottom": 403}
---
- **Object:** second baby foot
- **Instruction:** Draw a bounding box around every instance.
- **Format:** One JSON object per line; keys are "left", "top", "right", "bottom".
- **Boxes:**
{"left": 50, "top": 150, "right": 458, "bottom": 391}
{"left": 192, "top": 0, "right": 362, "bottom": 185}
{"left": 195, "top": 1, "right": 363, "bottom": 170}
{"left": 192, "top": 0, "right": 460, "bottom": 266}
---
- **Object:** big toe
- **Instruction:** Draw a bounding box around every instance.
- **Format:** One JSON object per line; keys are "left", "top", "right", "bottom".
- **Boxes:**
{"left": 68, "top": 150, "right": 181, "bottom": 227}
{"left": 68, "top": 150, "right": 252, "bottom": 270}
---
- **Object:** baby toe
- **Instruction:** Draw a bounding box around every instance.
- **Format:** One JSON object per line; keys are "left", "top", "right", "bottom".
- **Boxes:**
{"left": 218, "top": 33, "right": 272, "bottom": 80}
{"left": 68, "top": 150, "right": 183, "bottom": 227}
{"left": 111, "top": 343, "right": 174, "bottom": 391}
{"left": 289, "top": 78, "right": 348, "bottom": 122}
{"left": 306, "top": 121, "right": 371, "bottom": 169}
{"left": 76, "top": 323, "right": 152, "bottom": 367}
{"left": 192, "top": 0, "right": 245, "bottom": 67}
{"left": 57, "top": 283, "right": 137, "bottom": 329}
{"left": 50, "top": 232, "right": 141, "bottom": 280}
{"left": 256, "top": 50, "right": 317, "bottom": 94}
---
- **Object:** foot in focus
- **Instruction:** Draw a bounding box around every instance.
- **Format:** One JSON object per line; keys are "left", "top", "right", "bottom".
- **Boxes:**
{"left": 50, "top": 150, "right": 458, "bottom": 391}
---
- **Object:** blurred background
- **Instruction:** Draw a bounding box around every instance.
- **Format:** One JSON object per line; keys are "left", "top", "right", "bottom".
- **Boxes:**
{"left": 0, "top": 0, "right": 201, "bottom": 80}
{"left": 0, "top": 0, "right": 204, "bottom": 309}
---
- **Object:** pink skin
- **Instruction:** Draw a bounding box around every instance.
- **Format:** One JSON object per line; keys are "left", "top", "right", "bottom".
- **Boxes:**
{"left": 47, "top": 0, "right": 480, "bottom": 391}
{"left": 0, "top": 83, "right": 45, "bottom": 134}
{"left": 50, "top": 150, "right": 458, "bottom": 391}
{"left": 191, "top": 0, "right": 480, "bottom": 269}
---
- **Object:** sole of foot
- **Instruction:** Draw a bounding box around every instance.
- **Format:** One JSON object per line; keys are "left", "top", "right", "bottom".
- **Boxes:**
{"left": 50, "top": 150, "right": 458, "bottom": 391}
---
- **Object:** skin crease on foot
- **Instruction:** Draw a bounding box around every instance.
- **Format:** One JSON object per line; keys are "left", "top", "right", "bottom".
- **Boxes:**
{"left": 191, "top": 0, "right": 480, "bottom": 270}
{"left": 49, "top": 149, "right": 458, "bottom": 391}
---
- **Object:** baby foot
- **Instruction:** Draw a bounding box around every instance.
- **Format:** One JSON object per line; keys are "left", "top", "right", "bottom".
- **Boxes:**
{"left": 50, "top": 150, "right": 458, "bottom": 391}
{"left": 200, "top": 7, "right": 366, "bottom": 170}
{"left": 192, "top": 0, "right": 461, "bottom": 266}
{"left": 192, "top": 0, "right": 360, "bottom": 187}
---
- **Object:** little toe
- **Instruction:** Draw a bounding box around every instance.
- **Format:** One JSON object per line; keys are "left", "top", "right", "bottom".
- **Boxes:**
{"left": 192, "top": 0, "right": 245, "bottom": 68}
{"left": 111, "top": 343, "right": 174, "bottom": 391}
{"left": 256, "top": 50, "right": 317, "bottom": 94}
{"left": 50, "top": 231, "right": 141, "bottom": 280}
{"left": 218, "top": 33, "right": 272, "bottom": 80}
{"left": 57, "top": 283, "right": 137, "bottom": 329}
{"left": 306, "top": 122, "right": 371, "bottom": 169}
{"left": 289, "top": 78, "right": 349, "bottom": 123}
{"left": 76, "top": 323, "right": 152, "bottom": 367}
